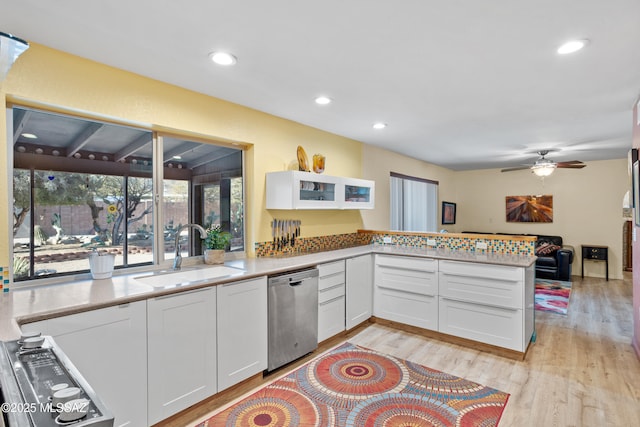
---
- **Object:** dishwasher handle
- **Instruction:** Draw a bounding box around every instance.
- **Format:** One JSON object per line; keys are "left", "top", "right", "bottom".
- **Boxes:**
{"left": 289, "top": 280, "right": 304, "bottom": 286}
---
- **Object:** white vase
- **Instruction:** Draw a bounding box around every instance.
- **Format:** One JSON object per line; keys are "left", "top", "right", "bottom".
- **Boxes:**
{"left": 88, "top": 252, "right": 115, "bottom": 279}
{"left": 204, "top": 249, "right": 225, "bottom": 265}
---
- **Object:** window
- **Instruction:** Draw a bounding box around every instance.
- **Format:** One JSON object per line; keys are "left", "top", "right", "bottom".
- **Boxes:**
{"left": 390, "top": 172, "right": 438, "bottom": 232}
{"left": 10, "top": 106, "right": 244, "bottom": 282}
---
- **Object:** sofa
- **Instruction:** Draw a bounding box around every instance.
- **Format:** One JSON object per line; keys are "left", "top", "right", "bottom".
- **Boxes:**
{"left": 533, "top": 235, "right": 574, "bottom": 281}
{"left": 463, "top": 232, "right": 574, "bottom": 281}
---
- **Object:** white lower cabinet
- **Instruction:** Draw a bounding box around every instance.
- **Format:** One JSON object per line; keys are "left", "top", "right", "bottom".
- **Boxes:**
{"left": 22, "top": 301, "right": 147, "bottom": 427}
{"left": 438, "top": 260, "right": 535, "bottom": 352}
{"left": 317, "top": 260, "right": 346, "bottom": 342}
{"left": 217, "top": 276, "right": 268, "bottom": 391}
{"left": 346, "top": 255, "right": 373, "bottom": 329}
{"left": 373, "top": 255, "right": 438, "bottom": 330}
{"left": 438, "top": 297, "right": 523, "bottom": 351}
{"left": 147, "top": 287, "right": 217, "bottom": 425}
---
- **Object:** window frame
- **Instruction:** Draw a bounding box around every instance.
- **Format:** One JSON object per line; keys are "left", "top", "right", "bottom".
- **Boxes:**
{"left": 7, "top": 104, "right": 247, "bottom": 286}
{"left": 390, "top": 171, "right": 439, "bottom": 232}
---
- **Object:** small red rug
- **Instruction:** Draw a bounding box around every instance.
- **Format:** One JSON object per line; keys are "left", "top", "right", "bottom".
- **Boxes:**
{"left": 535, "top": 279, "right": 572, "bottom": 315}
{"left": 195, "top": 342, "right": 509, "bottom": 427}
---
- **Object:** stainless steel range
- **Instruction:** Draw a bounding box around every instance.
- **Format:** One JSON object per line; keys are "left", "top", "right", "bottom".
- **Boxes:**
{"left": 0, "top": 333, "right": 113, "bottom": 427}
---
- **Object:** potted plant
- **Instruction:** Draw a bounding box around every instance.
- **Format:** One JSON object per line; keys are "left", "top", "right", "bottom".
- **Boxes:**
{"left": 203, "top": 225, "right": 232, "bottom": 264}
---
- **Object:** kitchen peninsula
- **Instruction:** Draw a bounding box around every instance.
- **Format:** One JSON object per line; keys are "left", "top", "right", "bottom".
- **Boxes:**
{"left": 1, "top": 237, "right": 535, "bottom": 426}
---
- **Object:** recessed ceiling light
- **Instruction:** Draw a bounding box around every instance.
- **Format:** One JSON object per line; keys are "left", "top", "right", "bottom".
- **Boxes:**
{"left": 21, "top": 133, "right": 37, "bottom": 139}
{"left": 373, "top": 123, "right": 387, "bottom": 130}
{"left": 172, "top": 155, "right": 182, "bottom": 160}
{"left": 315, "top": 96, "right": 332, "bottom": 105}
{"left": 209, "top": 51, "right": 237, "bottom": 66}
{"left": 557, "top": 39, "right": 589, "bottom": 55}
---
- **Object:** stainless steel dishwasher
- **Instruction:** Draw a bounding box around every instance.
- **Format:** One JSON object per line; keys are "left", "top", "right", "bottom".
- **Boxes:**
{"left": 267, "top": 268, "right": 319, "bottom": 372}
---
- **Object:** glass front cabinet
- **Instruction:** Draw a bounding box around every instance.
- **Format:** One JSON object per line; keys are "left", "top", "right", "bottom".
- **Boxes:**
{"left": 266, "top": 171, "right": 375, "bottom": 210}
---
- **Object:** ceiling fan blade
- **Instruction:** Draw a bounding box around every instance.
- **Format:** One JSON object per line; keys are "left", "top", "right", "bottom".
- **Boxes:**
{"left": 557, "top": 160, "right": 584, "bottom": 165}
{"left": 556, "top": 163, "right": 586, "bottom": 169}
{"left": 501, "top": 166, "right": 531, "bottom": 172}
{"left": 556, "top": 160, "right": 586, "bottom": 169}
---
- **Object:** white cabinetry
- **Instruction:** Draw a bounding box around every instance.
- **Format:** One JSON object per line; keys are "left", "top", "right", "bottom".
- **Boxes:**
{"left": 346, "top": 254, "right": 373, "bottom": 329}
{"left": 147, "top": 287, "right": 217, "bottom": 425}
{"left": 266, "top": 171, "right": 375, "bottom": 210}
{"left": 22, "top": 302, "right": 147, "bottom": 427}
{"left": 374, "top": 255, "right": 438, "bottom": 330}
{"left": 317, "top": 260, "right": 346, "bottom": 342}
{"left": 217, "top": 276, "right": 268, "bottom": 391}
{"left": 438, "top": 260, "right": 535, "bottom": 352}
{"left": 342, "top": 177, "right": 375, "bottom": 210}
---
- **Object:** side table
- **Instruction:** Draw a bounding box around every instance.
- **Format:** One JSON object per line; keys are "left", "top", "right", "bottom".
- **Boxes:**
{"left": 581, "top": 245, "right": 608, "bottom": 281}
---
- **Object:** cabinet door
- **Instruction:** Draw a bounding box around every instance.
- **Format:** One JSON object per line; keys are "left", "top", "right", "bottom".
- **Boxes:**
{"left": 346, "top": 254, "right": 373, "bottom": 329}
{"left": 147, "top": 287, "right": 217, "bottom": 425}
{"left": 341, "top": 177, "right": 375, "bottom": 209}
{"left": 318, "top": 296, "right": 346, "bottom": 342}
{"left": 375, "top": 287, "right": 438, "bottom": 330}
{"left": 217, "top": 277, "right": 268, "bottom": 391}
{"left": 22, "top": 302, "right": 147, "bottom": 427}
{"left": 266, "top": 171, "right": 340, "bottom": 209}
{"left": 439, "top": 297, "right": 523, "bottom": 351}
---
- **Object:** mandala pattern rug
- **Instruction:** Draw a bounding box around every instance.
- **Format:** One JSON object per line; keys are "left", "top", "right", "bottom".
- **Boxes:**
{"left": 195, "top": 342, "right": 509, "bottom": 427}
{"left": 535, "top": 278, "right": 572, "bottom": 315}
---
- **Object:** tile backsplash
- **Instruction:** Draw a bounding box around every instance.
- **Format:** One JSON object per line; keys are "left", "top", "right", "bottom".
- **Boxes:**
{"left": 256, "top": 230, "right": 535, "bottom": 257}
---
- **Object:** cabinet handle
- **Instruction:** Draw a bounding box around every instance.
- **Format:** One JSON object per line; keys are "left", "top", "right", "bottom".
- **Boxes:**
{"left": 118, "top": 303, "right": 130, "bottom": 308}
{"left": 153, "top": 287, "right": 210, "bottom": 300}
{"left": 319, "top": 295, "right": 344, "bottom": 306}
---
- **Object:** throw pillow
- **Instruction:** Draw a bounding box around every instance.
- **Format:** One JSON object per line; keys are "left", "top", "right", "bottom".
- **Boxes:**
{"left": 536, "top": 243, "right": 561, "bottom": 256}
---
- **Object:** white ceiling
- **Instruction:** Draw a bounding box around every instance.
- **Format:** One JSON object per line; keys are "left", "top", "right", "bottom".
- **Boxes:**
{"left": 2, "top": 0, "right": 639, "bottom": 171}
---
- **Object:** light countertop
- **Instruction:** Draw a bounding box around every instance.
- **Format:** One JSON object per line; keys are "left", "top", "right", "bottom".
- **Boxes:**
{"left": 0, "top": 245, "right": 535, "bottom": 340}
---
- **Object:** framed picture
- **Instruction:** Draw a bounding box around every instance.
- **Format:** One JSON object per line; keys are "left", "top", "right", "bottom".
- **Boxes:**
{"left": 505, "top": 195, "right": 553, "bottom": 223}
{"left": 442, "top": 201, "right": 456, "bottom": 225}
{"left": 634, "top": 161, "right": 640, "bottom": 225}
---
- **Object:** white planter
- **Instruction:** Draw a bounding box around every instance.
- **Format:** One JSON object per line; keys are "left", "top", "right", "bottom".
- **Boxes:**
{"left": 204, "top": 249, "right": 225, "bottom": 265}
{"left": 88, "top": 253, "right": 115, "bottom": 279}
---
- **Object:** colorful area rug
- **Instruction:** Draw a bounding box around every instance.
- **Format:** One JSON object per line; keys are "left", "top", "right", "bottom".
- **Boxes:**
{"left": 535, "top": 279, "right": 572, "bottom": 315}
{"left": 195, "top": 342, "right": 509, "bottom": 426}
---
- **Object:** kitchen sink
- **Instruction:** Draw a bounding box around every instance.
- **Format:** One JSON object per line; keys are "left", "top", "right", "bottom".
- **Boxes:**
{"left": 135, "top": 265, "right": 245, "bottom": 288}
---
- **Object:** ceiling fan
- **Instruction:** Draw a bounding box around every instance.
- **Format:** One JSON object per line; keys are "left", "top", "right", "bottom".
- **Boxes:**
{"left": 500, "top": 150, "right": 586, "bottom": 177}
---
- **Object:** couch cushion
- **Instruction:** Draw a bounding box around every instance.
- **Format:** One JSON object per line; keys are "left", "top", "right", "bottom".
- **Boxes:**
{"left": 535, "top": 242, "right": 562, "bottom": 256}
{"left": 536, "top": 256, "right": 557, "bottom": 267}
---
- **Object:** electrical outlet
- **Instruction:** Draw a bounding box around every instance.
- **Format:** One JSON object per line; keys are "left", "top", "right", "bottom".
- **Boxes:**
{"left": 426, "top": 239, "right": 437, "bottom": 246}
{"left": 383, "top": 236, "right": 392, "bottom": 244}
{"left": 476, "top": 241, "right": 488, "bottom": 250}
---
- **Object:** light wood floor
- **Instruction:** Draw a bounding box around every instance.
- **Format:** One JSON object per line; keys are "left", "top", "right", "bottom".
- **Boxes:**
{"left": 162, "top": 274, "right": 640, "bottom": 427}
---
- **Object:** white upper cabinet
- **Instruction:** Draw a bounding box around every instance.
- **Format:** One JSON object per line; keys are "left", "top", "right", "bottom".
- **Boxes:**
{"left": 266, "top": 171, "right": 375, "bottom": 210}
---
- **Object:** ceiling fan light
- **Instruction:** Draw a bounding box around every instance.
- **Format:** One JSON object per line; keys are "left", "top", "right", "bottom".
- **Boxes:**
{"left": 532, "top": 164, "right": 556, "bottom": 177}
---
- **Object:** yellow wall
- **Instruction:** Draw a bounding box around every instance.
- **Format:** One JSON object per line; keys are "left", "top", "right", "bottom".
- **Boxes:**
{"left": 454, "top": 159, "right": 629, "bottom": 280}
{"left": 1, "top": 43, "right": 365, "bottom": 263}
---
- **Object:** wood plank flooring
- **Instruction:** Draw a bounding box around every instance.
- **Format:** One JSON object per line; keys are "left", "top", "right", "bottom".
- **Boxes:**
{"left": 160, "top": 274, "right": 640, "bottom": 427}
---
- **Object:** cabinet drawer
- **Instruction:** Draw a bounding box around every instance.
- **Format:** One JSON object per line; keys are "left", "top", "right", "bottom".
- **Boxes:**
{"left": 375, "top": 254, "right": 437, "bottom": 272}
{"left": 374, "top": 287, "right": 437, "bottom": 330}
{"left": 438, "top": 297, "right": 523, "bottom": 352}
{"left": 375, "top": 265, "right": 438, "bottom": 296}
{"left": 439, "top": 260, "right": 522, "bottom": 281}
{"left": 318, "top": 260, "right": 345, "bottom": 277}
{"left": 439, "top": 272, "right": 522, "bottom": 309}
{"left": 583, "top": 247, "right": 607, "bottom": 260}
{"left": 318, "top": 296, "right": 345, "bottom": 342}
{"left": 319, "top": 283, "right": 345, "bottom": 304}
{"left": 319, "top": 271, "right": 345, "bottom": 291}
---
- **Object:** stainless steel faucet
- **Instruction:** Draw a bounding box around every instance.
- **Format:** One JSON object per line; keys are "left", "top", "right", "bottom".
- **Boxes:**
{"left": 172, "top": 223, "right": 207, "bottom": 270}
